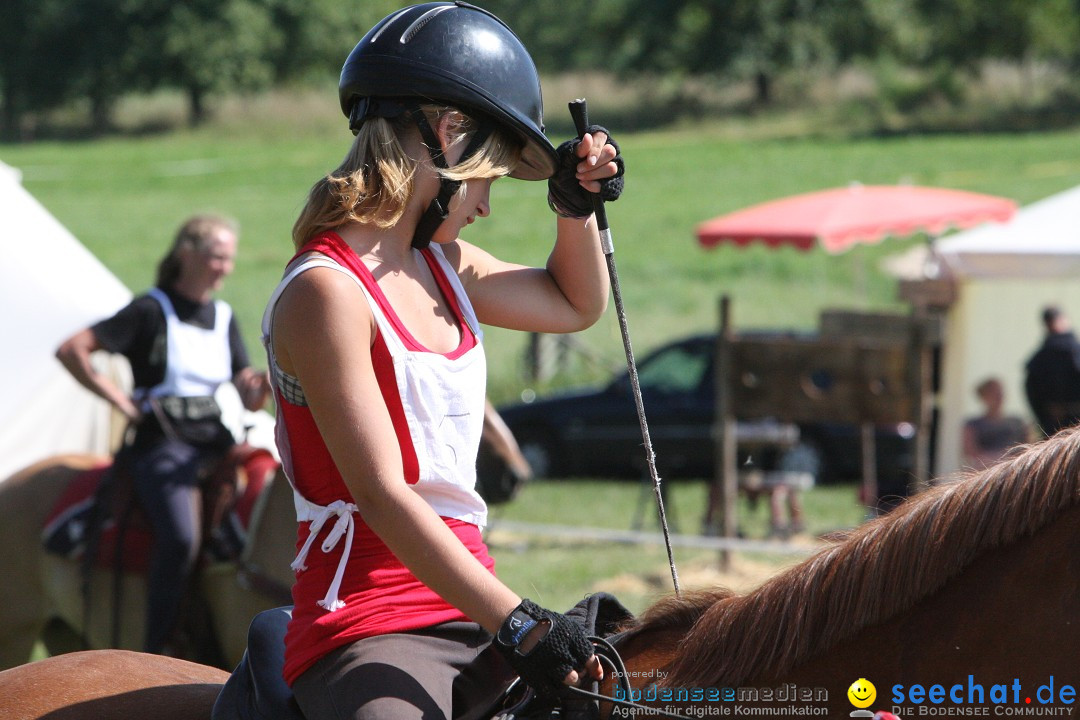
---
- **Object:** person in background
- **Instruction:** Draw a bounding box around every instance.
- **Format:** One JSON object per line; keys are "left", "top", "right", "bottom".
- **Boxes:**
{"left": 962, "top": 377, "right": 1029, "bottom": 468}
{"left": 56, "top": 213, "right": 271, "bottom": 654}
{"left": 1024, "top": 305, "right": 1080, "bottom": 437}
{"left": 261, "top": 3, "right": 624, "bottom": 718}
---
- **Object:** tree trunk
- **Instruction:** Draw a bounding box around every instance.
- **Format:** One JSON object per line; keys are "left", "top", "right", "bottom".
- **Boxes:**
{"left": 0, "top": 87, "right": 25, "bottom": 142}
{"left": 89, "top": 93, "right": 115, "bottom": 135}
{"left": 754, "top": 70, "right": 772, "bottom": 105}
{"left": 187, "top": 85, "right": 207, "bottom": 127}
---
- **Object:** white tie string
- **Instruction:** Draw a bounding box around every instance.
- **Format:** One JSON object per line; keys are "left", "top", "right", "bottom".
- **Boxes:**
{"left": 289, "top": 499, "right": 358, "bottom": 612}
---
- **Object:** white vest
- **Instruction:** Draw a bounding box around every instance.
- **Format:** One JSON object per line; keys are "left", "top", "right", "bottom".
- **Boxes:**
{"left": 141, "top": 287, "right": 232, "bottom": 403}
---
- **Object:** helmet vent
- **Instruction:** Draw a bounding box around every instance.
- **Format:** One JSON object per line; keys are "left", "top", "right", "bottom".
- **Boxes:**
{"left": 370, "top": 7, "right": 412, "bottom": 44}
{"left": 400, "top": 5, "right": 455, "bottom": 44}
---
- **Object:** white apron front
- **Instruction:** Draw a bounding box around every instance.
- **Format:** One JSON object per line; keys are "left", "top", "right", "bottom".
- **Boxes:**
{"left": 262, "top": 246, "right": 488, "bottom": 611}
{"left": 140, "top": 287, "right": 232, "bottom": 404}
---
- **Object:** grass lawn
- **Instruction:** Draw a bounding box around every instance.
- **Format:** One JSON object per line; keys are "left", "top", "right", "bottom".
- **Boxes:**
{"left": 485, "top": 478, "right": 866, "bottom": 615}
{"left": 4, "top": 110, "right": 1080, "bottom": 404}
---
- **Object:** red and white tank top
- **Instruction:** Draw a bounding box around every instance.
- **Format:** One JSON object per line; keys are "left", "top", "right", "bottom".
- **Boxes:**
{"left": 261, "top": 232, "right": 494, "bottom": 685}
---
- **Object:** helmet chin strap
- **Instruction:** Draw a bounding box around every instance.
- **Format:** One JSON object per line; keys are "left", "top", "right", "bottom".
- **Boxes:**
{"left": 407, "top": 104, "right": 491, "bottom": 249}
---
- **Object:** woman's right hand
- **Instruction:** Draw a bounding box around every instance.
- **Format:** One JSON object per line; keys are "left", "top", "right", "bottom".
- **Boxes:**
{"left": 546, "top": 125, "right": 624, "bottom": 218}
{"left": 121, "top": 400, "right": 143, "bottom": 425}
{"left": 235, "top": 368, "right": 272, "bottom": 411}
{"left": 493, "top": 599, "right": 602, "bottom": 698}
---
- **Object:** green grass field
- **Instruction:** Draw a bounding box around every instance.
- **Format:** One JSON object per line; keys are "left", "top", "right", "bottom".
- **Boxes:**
{"left": 5, "top": 94, "right": 1080, "bottom": 620}
{"left": 486, "top": 477, "right": 868, "bottom": 614}
{"left": 5, "top": 107, "right": 1080, "bottom": 402}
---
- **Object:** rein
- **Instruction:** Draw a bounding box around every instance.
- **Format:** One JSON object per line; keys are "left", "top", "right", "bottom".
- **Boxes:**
{"left": 498, "top": 637, "right": 690, "bottom": 720}
{"left": 566, "top": 636, "right": 689, "bottom": 720}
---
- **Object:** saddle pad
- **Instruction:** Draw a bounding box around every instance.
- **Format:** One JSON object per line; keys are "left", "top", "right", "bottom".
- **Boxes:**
{"left": 41, "top": 464, "right": 154, "bottom": 573}
{"left": 41, "top": 450, "right": 278, "bottom": 573}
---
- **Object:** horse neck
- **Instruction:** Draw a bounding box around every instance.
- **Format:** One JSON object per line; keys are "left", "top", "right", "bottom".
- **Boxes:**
{"left": 607, "top": 501, "right": 1080, "bottom": 709}
{"left": 615, "top": 501, "right": 1080, "bottom": 711}
{"left": 612, "top": 628, "right": 684, "bottom": 685}
{"left": 778, "top": 501, "right": 1080, "bottom": 687}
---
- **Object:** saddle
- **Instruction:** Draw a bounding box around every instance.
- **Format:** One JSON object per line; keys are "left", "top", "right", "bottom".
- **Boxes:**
{"left": 211, "top": 594, "right": 634, "bottom": 720}
{"left": 41, "top": 462, "right": 153, "bottom": 572}
{"left": 39, "top": 444, "right": 278, "bottom": 663}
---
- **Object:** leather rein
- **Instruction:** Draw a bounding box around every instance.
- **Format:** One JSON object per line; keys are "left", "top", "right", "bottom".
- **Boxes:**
{"left": 498, "top": 636, "right": 688, "bottom": 720}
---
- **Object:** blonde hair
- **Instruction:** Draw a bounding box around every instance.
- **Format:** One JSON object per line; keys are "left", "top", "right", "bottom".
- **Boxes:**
{"left": 291, "top": 105, "right": 521, "bottom": 249}
{"left": 156, "top": 214, "right": 238, "bottom": 288}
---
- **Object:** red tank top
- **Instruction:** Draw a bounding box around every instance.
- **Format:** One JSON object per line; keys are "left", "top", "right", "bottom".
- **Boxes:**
{"left": 269, "top": 232, "right": 495, "bottom": 685}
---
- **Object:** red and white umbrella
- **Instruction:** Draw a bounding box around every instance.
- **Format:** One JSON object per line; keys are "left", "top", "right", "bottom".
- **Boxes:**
{"left": 696, "top": 184, "right": 1017, "bottom": 254}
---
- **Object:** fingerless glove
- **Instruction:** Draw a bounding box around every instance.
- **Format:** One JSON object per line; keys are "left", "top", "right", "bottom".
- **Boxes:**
{"left": 547, "top": 125, "right": 625, "bottom": 219}
{"left": 493, "top": 598, "right": 595, "bottom": 698}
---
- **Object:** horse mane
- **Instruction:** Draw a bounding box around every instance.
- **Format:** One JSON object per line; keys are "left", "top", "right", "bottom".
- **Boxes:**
{"left": 630, "top": 426, "right": 1080, "bottom": 688}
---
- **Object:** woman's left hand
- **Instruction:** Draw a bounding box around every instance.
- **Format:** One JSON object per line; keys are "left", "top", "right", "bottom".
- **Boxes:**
{"left": 573, "top": 129, "right": 621, "bottom": 194}
{"left": 547, "top": 126, "right": 625, "bottom": 218}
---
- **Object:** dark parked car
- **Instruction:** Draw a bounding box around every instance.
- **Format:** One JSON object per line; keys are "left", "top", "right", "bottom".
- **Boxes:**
{"left": 496, "top": 334, "right": 916, "bottom": 487}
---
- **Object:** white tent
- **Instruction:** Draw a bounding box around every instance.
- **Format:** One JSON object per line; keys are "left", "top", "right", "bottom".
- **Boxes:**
{"left": 0, "top": 161, "right": 133, "bottom": 480}
{"left": 924, "top": 184, "right": 1080, "bottom": 477}
{"left": 0, "top": 161, "right": 276, "bottom": 482}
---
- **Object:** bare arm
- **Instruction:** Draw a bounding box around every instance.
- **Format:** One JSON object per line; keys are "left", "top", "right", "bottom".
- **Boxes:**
{"left": 56, "top": 328, "right": 141, "bottom": 422}
{"left": 450, "top": 132, "right": 617, "bottom": 333}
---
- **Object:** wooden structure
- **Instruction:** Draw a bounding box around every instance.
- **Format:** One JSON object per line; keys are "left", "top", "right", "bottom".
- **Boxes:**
{"left": 711, "top": 297, "right": 941, "bottom": 559}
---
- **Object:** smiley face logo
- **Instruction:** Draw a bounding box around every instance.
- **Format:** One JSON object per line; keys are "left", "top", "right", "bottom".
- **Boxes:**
{"left": 848, "top": 678, "right": 876, "bottom": 709}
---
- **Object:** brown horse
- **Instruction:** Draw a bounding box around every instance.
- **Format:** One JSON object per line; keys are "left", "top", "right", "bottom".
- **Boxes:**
{"left": 0, "top": 452, "right": 297, "bottom": 671}
{"left": 4, "top": 426, "right": 1080, "bottom": 719}
{"left": 613, "top": 427, "right": 1080, "bottom": 715}
{"left": 0, "top": 650, "right": 228, "bottom": 720}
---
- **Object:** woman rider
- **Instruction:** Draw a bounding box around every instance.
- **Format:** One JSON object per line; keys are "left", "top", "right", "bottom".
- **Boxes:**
{"left": 261, "top": 3, "right": 626, "bottom": 718}
{"left": 56, "top": 214, "right": 271, "bottom": 653}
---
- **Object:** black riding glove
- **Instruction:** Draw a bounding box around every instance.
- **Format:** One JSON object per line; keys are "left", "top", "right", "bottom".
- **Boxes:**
{"left": 547, "top": 124, "right": 625, "bottom": 219}
{"left": 493, "top": 598, "right": 595, "bottom": 699}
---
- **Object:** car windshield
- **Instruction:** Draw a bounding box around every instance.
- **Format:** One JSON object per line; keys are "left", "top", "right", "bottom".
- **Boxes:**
{"left": 631, "top": 342, "right": 711, "bottom": 394}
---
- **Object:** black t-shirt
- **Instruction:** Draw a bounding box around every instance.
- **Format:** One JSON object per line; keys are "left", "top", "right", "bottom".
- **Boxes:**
{"left": 92, "top": 286, "right": 250, "bottom": 392}
{"left": 1025, "top": 331, "right": 1080, "bottom": 433}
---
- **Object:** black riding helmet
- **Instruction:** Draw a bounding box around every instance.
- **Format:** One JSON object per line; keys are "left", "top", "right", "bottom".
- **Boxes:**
{"left": 338, "top": 1, "right": 558, "bottom": 182}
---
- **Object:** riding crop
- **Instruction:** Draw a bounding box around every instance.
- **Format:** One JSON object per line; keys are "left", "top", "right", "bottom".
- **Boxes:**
{"left": 569, "top": 99, "right": 681, "bottom": 597}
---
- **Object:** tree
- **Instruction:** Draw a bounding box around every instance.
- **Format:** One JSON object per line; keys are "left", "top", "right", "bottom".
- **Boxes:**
{"left": 4, "top": 0, "right": 1079, "bottom": 138}
{"left": 1020, "top": 0, "right": 1080, "bottom": 65}
{"left": 144, "top": 0, "right": 280, "bottom": 126}
{"left": 0, "top": 0, "right": 102, "bottom": 138}
{"left": 260, "top": 0, "right": 403, "bottom": 82}
{"left": 72, "top": 0, "right": 156, "bottom": 132}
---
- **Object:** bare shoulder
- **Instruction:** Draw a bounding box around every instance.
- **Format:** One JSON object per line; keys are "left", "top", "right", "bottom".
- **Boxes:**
{"left": 273, "top": 263, "right": 373, "bottom": 351}
{"left": 279, "top": 260, "right": 363, "bottom": 308}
